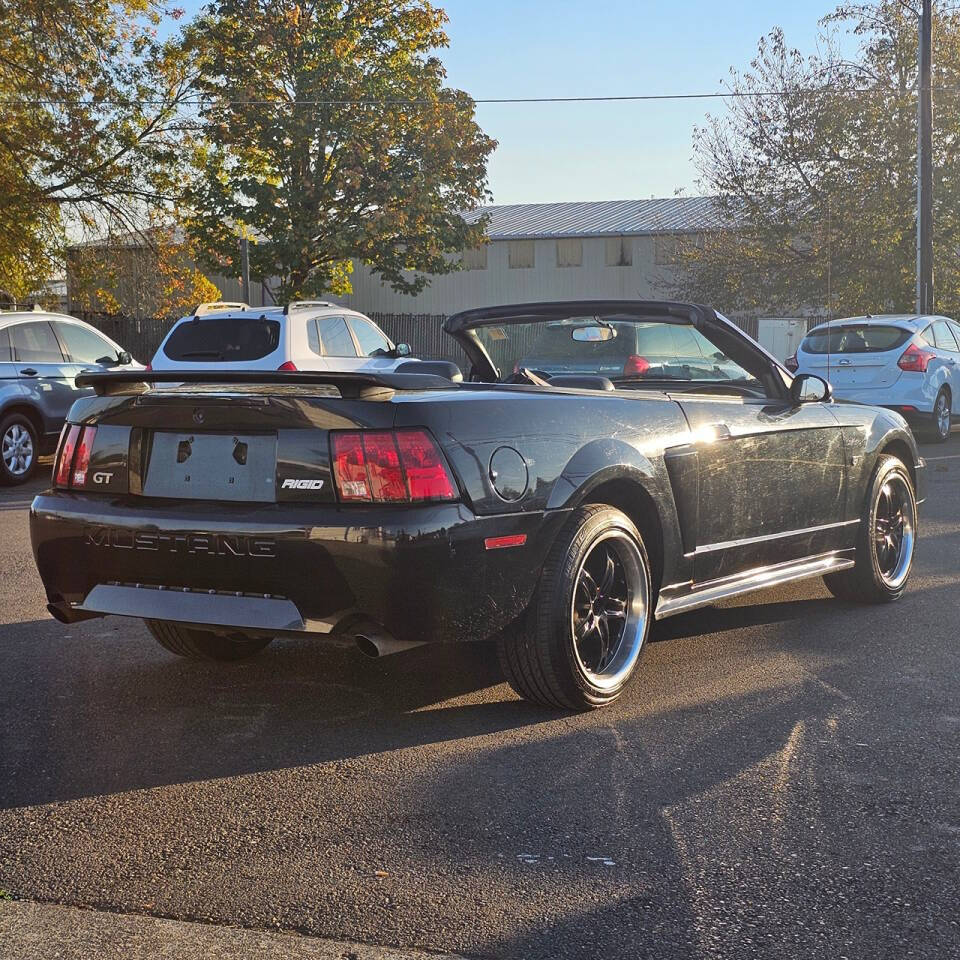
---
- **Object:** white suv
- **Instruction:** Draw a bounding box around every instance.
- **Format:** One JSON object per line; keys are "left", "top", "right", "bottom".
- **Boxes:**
{"left": 149, "top": 301, "right": 414, "bottom": 373}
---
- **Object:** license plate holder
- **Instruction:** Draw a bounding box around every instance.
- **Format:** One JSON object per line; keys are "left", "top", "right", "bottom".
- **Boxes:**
{"left": 143, "top": 431, "right": 277, "bottom": 502}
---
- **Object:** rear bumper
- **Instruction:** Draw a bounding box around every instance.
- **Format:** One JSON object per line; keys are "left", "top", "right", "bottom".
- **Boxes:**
{"left": 830, "top": 380, "right": 938, "bottom": 414}
{"left": 30, "top": 493, "right": 565, "bottom": 645}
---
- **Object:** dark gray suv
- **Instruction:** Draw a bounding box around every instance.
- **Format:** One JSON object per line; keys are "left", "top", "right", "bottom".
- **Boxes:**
{"left": 0, "top": 311, "right": 137, "bottom": 484}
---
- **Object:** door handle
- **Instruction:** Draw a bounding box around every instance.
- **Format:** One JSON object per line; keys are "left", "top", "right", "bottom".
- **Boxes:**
{"left": 19, "top": 368, "right": 38, "bottom": 377}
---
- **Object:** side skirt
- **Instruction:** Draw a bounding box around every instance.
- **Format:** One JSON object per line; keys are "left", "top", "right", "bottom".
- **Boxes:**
{"left": 654, "top": 550, "right": 856, "bottom": 619}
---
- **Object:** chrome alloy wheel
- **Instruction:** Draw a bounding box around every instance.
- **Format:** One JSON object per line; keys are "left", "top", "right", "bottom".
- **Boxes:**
{"left": 874, "top": 474, "right": 915, "bottom": 590}
{"left": 570, "top": 529, "right": 648, "bottom": 690}
{"left": 936, "top": 392, "right": 951, "bottom": 438}
{"left": 1, "top": 423, "right": 33, "bottom": 477}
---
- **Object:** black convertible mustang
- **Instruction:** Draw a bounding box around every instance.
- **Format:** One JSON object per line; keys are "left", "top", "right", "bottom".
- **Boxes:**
{"left": 30, "top": 301, "right": 923, "bottom": 710}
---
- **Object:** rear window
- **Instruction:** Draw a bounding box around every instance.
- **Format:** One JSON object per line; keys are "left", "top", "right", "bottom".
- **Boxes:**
{"left": 528, "top": 322, "right": 634, "bottom": 360}
{"left": 802, "top": 324, "right": 910, "bottom": 354}
{"left": 162, "top": 315, "right": 281, "bottom": 362}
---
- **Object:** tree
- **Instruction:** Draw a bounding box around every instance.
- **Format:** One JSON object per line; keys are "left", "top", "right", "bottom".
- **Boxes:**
{"left": 0, "top": 1, "right": 192, "bottom": 294}
{"left": 667, "top": 1, "right": 960, "bottom": 320}
{"left": 68, "top": 224, "right": 221, "bottom": 320}
{"left": 181, "top": 0, "right": 496, "bottom": 300}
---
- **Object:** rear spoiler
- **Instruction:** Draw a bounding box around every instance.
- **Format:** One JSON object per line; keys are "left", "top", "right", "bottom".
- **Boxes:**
{"left": 75, "top": 369, "right": 460, "bottom": 401}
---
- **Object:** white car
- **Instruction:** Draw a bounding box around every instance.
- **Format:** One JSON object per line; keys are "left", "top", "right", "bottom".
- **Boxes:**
{"left": 788, "top": 314, "right": 960, "bottom": 442}
{"left": 149, "top": 301, "right": 415, "bottom": 373}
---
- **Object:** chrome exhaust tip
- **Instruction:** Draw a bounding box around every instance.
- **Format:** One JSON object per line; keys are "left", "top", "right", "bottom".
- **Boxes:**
{"left": 353, "top": 623, "right": 425, "bottom": 658}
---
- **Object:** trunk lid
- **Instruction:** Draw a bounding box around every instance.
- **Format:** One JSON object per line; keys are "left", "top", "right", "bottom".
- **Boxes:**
{"left": 66, "top": 370, "right": 457, "bottom": 504}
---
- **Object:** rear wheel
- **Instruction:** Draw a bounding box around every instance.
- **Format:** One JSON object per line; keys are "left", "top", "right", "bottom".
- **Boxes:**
{"left": 146, "top": 620, "right": 273, "bottom": 661}
{"left": 0, "top": 413, "right": 38, "bottom": 485}
{"left": 927, "top": 388, "right": 951, "bottom": 443}
{"left": 823, "top": 454, "right": 917, "bottom": 603}
{"left": 497, "top": 504, "right": 652, "bottom": 710}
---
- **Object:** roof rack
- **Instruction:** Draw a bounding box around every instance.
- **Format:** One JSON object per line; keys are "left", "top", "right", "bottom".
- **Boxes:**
{"left": 193, "top": 301, "right": 250, "bottom": 316}
{"left": 283, "top": 301, "right": 335, "bottom": 314}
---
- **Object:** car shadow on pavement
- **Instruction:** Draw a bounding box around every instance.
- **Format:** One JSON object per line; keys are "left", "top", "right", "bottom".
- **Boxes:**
{"left": 0, "top": 583, "right": 914, "bottom": 812}
{"left": 0, "top": 617, "right": 557, "bottom": 809}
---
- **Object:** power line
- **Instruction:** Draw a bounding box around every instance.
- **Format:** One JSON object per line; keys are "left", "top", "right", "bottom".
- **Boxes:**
{"left": 0, "top": 85, "right": 951, "bottom": 108}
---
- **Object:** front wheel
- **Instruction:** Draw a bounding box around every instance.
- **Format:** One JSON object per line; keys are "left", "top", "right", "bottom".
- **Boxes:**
{"left": 497, "top": 504, "right": 652, "bottom": 710}
{"left": 823, "top": 454, "right": 917, "bottom": 603}
{"left": 146, "top": 620, "right": 273, "bottom": 661}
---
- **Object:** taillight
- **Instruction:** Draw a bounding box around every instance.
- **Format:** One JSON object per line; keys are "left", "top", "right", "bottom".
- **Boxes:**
{"left": 144, "top": 362, "right": 152, "bottom": 371}
{"left": 396, "top": 429, "right": 456, "bottom": 501}
{"left": 71, "top": 426, "right": 96, "bottom": 487}
{"left": 331, "top": 433, "right": 370, "bottom": 500}
{"left": 277, "top": 360, "right": 298, "bottom": 371}
{"left": 362, "top": 431, "right": 408, "bottom": 501}
{"left": 330, "top": 428, "right": 457, "bottom": 503}
{"left": 898, "top": 342, "right": 935, "bottom": 372}
{"left": 623, "top": 355, "right": 650, "bottom": 376}
{"left": 53, "top": 424, "right": 96, "bottom": 488}
{"left": 785, "top": 353, "right": 799, "bottom": 372}
{"left": 54, "top": 424, "right": 80, "bottom": 487}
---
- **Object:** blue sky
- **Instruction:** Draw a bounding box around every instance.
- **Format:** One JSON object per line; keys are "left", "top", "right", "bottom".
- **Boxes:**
{"left": 172, "top": 1, "right": 848, "bottom": 203}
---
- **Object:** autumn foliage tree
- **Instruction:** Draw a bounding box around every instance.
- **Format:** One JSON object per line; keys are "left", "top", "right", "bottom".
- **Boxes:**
{"left": 67, "top": 225, "right": 220, "bottom": 320}
{"left": 668, "top": 1, "right": 960, "bottom": 320}
{"left": 0, "top": 1, "right": 193, "bottom": 299}
{"left": 181, "top": 0, "right": 496, "bottom": 300}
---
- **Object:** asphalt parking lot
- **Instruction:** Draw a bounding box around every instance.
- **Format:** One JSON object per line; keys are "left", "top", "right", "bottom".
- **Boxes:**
{"left": 1, "top": 439, "right": 959, "bottom": 960}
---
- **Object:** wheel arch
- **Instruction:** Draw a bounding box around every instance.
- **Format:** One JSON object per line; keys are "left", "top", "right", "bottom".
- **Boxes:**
{"left": 0, "top": 401, "right": 45, "bottom": 440}
{"left": 879, "top": 436, "right": 918, "bottom": 490}
{"left": 574, "top": 475, "right": 666, "bottom": 596}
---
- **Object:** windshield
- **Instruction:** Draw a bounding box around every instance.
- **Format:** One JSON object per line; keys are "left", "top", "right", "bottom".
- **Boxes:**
{"left": 163, "top": 315, "right": 281, "bottom": 362}
{"left": 802, "top": 324, "right": 910, "bottom": 355}
{"left": 471, "top": 315, "right": 762, "bottom": 387}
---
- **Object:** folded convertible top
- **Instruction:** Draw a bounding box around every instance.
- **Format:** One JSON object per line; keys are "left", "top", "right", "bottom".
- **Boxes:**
{"left": 75, "top": 369, "right": 461, "bottom": 400}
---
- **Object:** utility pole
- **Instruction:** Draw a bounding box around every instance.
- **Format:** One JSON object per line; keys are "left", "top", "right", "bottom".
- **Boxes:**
{"left": 240, "top": 236, "right": 251, "bottom": 305}
{"left": 917, "top": 0, "right": 934, "bottom": 313}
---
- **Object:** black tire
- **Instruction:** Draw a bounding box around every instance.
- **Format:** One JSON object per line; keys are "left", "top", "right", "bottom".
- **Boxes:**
{"left": 823, "top": 454, "right": 917, "bottom": 603}
{"left": 146, "top": 620, "right": 272, "bottom": 661}
{"left": 925, "top": 388, "right": 951, "bottom": 443}
{"left": 0, "top": 412, "right": 39, "bottom": 485}
{"left": 497, "top": 504, "right": 653, "bottom": 710}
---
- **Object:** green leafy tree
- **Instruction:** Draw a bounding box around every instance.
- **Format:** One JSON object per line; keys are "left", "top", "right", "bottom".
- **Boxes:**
{"left": 668, "top": 1, "right": 960, "bottom": 320}
{"left": 182, "top": 0, "right": 496, "bottom": 300}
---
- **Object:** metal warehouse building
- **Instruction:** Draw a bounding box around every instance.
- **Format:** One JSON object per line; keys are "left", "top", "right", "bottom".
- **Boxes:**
{"left": 329, "top": 196, "right": 724, "bottom": 317}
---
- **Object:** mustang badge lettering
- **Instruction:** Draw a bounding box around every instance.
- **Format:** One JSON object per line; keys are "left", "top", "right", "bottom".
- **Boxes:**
{"left": 83, "top": 527, "right": 276, "bottom": 557}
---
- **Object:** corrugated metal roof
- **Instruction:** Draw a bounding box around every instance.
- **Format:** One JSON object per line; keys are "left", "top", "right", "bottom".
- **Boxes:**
{"left": 461, "top": 197, "right": 726, "bottom": 240}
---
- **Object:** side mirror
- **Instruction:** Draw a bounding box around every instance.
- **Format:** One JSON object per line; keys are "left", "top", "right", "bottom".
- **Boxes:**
{"left": 117, "top": 351, "right": 133, "bottom": 366}
{"left": 393, "top": 342, "right": 412, "bottom": 358}
{"left": 790, "top": 373, "right": 832, "bottom": 404}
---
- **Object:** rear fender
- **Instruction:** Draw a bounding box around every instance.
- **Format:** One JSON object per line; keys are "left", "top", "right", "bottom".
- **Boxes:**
{"left": 546, "top": 438, "right": 686, "bottom": 588}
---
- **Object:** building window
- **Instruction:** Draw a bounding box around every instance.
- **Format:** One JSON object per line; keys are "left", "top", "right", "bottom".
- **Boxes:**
{"left": 556, "top": 237, "right": 582, "bottom": 268}
{"left": 508, "top": 239, "right": 535, "bottom": 269}
{"left": 461, "top": 245, "right": 487, "bottom": 270}
{"left": 605, "top": 236, "right": 633, "bottom": 267}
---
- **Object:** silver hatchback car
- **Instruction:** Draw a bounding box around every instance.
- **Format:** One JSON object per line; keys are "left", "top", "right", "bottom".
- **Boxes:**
{"left": 0, "top": 311, "right": 137, "bottom": 484}
{"left": 790, "top": 314, "right": 960, "bottom": 442}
